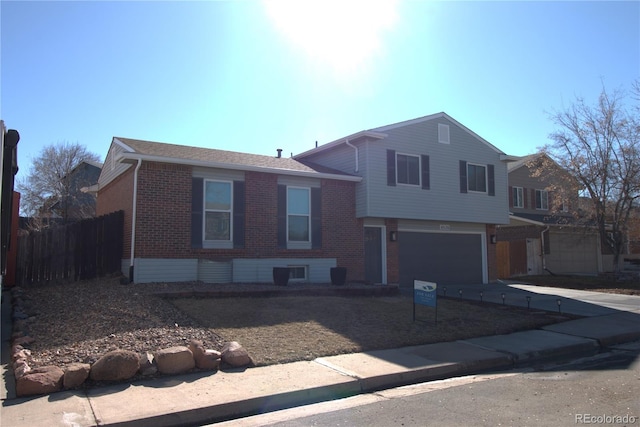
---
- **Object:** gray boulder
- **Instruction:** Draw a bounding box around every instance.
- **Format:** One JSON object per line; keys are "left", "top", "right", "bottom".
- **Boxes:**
{"left": 155, "top": 346, "right": 195, "bottom": 375}
{"left": 221, "top": 341, "right": 253, "bottom": 368}
{"left": 64, "top": 363, "right": 91, "bottom": 389}
{"left": 90, "top": 350, "right": 140, "bottom": 382}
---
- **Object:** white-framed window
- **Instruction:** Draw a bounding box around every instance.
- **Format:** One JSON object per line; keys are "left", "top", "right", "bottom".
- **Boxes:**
{"left": 535, "top": 189, "right": 549, "bottom": 210}
{"left": 467, "top": 163, "right": 487, "bottom": 193}
{"left": 287, "top": 187, "right": 310, "bottom": 242}
{"left": 513, "top": 186, "right": 524, "bottom": 208}
{"left": 396, "top": 153, "right": 420, "bottom": 186}
{"left": 204, "top": 180, "right": 232, "bottom": 241}
{"left": 438, "top": 123, "right": 450, "bottom": 144}
{"left": 561, "top": 200, "right": 569, "bottom": 212}
{"left": 288, "top": 265, "right": 308, "bottom": 281}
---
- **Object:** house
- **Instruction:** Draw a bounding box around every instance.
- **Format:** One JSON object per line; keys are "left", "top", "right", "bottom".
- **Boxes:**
{"left": 294, "top": 112, "right": 509, "bottom": 287}
{"left": 95, "top": 138, "right": 364, "bottom": 284}
{"left": 41, "top": 160, "right": 102, "bottom": 222}
{"left": 496, "top": 153, "right": 604, "bottom": 277}
{"left": 96, "top": 112, "right": 509, "bottom": 286}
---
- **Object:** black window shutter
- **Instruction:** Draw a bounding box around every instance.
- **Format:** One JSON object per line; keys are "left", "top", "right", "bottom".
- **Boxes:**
{"left": 488, "top": 164, "right": 495, "bottom": 196}
{"left": 421, "top": 155, "right": 430, "bottom": 190}
{"left": 459, "top": 160, "right": 468, "bottom": 193}
{"left": 311, "top": 187, "right": 322, "bottom": 249}
{"left": 387, "top": 149, "right": 396, "bottom": 186}
{"left": 233, "top": 181, "right": 245, "bottom": 249}
{"left": 277, "top": 185, "right": 287, "bottom": 248}
{"left": 508, "top": 186, "right": 513, "bottom": 207}
{"left": 191, "top": 178, "right": 203, "bottom": 248}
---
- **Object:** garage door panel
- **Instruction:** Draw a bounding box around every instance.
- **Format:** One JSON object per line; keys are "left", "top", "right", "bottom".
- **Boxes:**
{"left": 399, "top": 232, "right": 483, "bottom": 287}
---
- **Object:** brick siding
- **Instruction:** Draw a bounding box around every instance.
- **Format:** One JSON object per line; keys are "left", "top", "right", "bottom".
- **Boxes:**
{"left": 96, "top": 167, "right": 135, "bottom": 259}
{"left": 99, "top": 162, "right": 366, "bottom": 281}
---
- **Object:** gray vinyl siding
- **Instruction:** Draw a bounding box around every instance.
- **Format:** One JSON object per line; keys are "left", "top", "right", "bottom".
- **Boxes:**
{"left": 363, "top": 118, "right": 508, "bottom": 224}
{"left": 192, "top": 167, "right": 245, "bottom": 181}
{"left": 98, "top": 141, "right": 132, "bottom": 188}
{"left": 233, "top": 258, "right": 337, "bottom": 283}
{"left": 198, "top": 259, "right": 233, "bottom": 283}
{"left": 132, "top": 258, "right": 198, "bottom": 283}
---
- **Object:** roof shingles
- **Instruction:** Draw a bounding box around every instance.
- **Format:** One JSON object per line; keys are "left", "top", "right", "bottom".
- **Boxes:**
{"left": 115, "top": 137, "right": 354, "bottom": 178}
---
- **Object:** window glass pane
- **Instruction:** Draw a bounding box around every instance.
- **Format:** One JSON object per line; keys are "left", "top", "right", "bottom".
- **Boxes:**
{"left": 407, "top": 155, "right": 420, "bottom": 185}
{"left": 205, "top": 181, "right": 231, "bottom": 210}
{"left": 514, "top": 187, "right": 523, "bottom": 208}
{"left": 288, "top": 215, "right": 309, "bottom": 241}
{"left": 468, "top": 164, "right": 486, "bottom": 192}
{"left": 289, "top": 266, "right": 307, "bottom": 279}
{"left": 205, "top": 211, "right": 230, "bottom": 240}
{"left": 288, "top": 188, "right": 309, "bottom": 215}
{"left": 397, "top": 154, "right": 419, "bottom": 185}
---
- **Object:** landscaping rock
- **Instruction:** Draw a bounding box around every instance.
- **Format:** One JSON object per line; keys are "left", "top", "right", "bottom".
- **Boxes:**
{"left": 139, "top": 352, "right": 158, "bottom": 376}
{"left": 16, "top": 365, "right": 64, "bottom": 396}
{"left": 12, "top": 348, "right": 31, "bottom": 363}
{"left": 189, "top": 340, "right": 221, "bottom": 370}
{"left": 14, "top": 360, "right": 31, "bottom": 378}
{"left": 64, "top": 363, "right": 91, "bottom": 389}
{"left": 155, "top": 346, "right": 195, "bottom": 374}
{"left": 199, "top": 349, "right": 222, "bottom": 370}
{"left": 221, "top": 341, "right": 253, "bottom": 368}
{"left": 90, "top": 350, "right": 140, "bottom": 382}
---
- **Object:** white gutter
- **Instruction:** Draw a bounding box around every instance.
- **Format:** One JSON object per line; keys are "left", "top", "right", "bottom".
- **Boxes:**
{"left": 129, "top": 158, "right": 142, "bottom": 282}
{"left": 345, "top": 138, "right": 359, "bottom": 172}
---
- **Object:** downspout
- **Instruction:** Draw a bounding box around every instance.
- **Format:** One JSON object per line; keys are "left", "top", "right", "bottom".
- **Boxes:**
{"left": 129, "top": 158, "right": 142, "bottom": 282}
{"left": 345, "top": 139, "right": 359, "bottom": 172}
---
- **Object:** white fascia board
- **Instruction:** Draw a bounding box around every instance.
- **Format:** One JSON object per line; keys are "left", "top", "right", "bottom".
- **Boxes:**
{"left": 113, "top": 137, "right": 135, "bottom": 152}
{"left": 506, "top": 214, "right": 544, "bottom": 226}
{"left": 116, "top": 152, "right": 362, "bottom": 182}
{"left": 294, "top": 130, "right": 387, "bottom": 159}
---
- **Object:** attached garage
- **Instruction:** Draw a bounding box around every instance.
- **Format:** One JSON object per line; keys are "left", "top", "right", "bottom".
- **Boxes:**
{"left": 398, "top": 231, "right": 486, "bottom": 287}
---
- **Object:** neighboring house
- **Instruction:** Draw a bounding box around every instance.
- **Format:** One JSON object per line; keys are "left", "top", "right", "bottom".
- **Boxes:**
{"left": 295, "top": 112, "right": 509, "bottom": 287}
{"left": 496, "top": 153, "right": 604, "bottom": 277}
{"left": 95, "top": 112, "right": 509, "bottom": 286}
{"left": 47, "top": 160, "right": 102, "bottom": 221}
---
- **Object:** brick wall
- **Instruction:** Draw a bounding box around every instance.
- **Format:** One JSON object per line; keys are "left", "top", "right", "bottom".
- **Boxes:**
{"left": 115, "top": 163, "right": 366, "bottom": 281}
{"left": 135, "top": 162, "right": 193, "bottom": 258}
{"left": 96, "top": 167, "right": 134, "bottom": 259}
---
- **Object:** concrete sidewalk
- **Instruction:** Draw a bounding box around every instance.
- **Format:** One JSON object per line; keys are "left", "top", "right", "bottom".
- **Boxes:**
{"left": 3, "top": 307, "right": 639, "bottom": 427}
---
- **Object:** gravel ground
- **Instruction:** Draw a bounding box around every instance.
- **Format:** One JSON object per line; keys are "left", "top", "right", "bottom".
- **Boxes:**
{"left": 14, "top": 276, "right": 228, "bottom": 368}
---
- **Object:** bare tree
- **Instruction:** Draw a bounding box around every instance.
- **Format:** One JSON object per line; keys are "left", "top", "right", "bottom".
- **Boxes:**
{"left": 17, "top": 142, "right": 101, "bottom": 229}
{"left": 540, "top": 81, "right": 640, "bottom": 271}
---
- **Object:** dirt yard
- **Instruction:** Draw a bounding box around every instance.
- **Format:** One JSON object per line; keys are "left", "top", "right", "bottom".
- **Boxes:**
{"left": 14, "top": 276, "right": 574, "bottom": 370}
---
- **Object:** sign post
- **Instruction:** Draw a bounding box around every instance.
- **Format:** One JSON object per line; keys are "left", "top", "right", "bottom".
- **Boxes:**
{"left": 413, "top": 279, "right": 437, "bottom": 324}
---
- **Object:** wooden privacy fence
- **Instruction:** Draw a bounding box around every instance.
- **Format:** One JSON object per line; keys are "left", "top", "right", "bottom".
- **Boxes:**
{"left": 16, "top": 211, "right": 124, "bottom": 285}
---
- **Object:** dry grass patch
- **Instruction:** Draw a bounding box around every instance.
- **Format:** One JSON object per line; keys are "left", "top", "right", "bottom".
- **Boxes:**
{"left": 169, "top": 295, "right": 568, "bottom": 366}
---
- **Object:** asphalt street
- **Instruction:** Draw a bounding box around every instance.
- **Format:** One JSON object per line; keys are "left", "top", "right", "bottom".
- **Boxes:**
{"left": 217, "top": 342, "right": 640, "bottom": 427}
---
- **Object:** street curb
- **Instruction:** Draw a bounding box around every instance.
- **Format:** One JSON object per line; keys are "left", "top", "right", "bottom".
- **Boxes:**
{"left": 461, "top": 330, "right": 601, "bottom": 365}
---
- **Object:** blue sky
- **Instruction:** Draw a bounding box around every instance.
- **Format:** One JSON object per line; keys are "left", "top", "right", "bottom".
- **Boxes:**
{"left": 1, "top": 1, "right": 638, "bottom": 182}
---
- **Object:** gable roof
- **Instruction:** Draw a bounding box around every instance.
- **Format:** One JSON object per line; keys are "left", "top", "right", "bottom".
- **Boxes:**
{"left": 113, "top": 137, "right": 361, "bottom": 182}
{"left": 295, "top": 112, "right": 505, "bottom": 159}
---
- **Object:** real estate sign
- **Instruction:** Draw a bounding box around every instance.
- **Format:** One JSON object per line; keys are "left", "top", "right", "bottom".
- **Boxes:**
{"left": 414, "top": 280, "right": 437, "bottom": 307}
{"left": 413, "top": 279, "right": 437, "bottom": 324}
